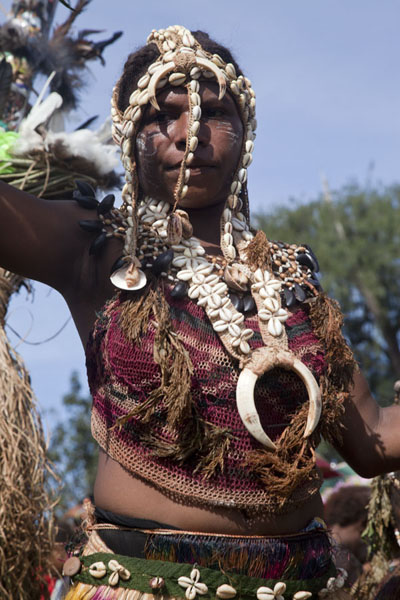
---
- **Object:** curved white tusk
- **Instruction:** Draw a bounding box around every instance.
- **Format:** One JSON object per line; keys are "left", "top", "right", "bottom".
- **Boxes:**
{"left": 236, "top": 349, "right": 322, "bottom": 450}
{"left": 195, "top": 57, "right": 227, "bottom": 100}
{"left": 294, "top": 358, "right": 322, "bottom": 438}
{"left": 147, "top": 61, "right": 175, "bottom": 110}
{"left": 236, "top": 368, "right": 277, "bottom": 450}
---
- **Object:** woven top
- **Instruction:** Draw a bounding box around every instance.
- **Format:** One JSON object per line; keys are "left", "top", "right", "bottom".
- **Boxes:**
{"left": 86, "top": 280, "right": 328, "bottom": 515}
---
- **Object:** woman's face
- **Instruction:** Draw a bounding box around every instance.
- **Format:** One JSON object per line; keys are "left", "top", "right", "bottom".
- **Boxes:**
{"left": 135, "top": 81, "right": 244, "bottom": 210}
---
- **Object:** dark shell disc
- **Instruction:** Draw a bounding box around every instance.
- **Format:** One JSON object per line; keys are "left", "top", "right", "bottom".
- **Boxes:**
{"left": 97, "top": 194, "right": 115, "bottom": 215}
{"left": 73, "top": 191, "right": 99, "bottom": 210}
{"left": 304, "top": 244, "right": 320, "bottom": 272}
{"left": 283, "top": 287, "right": 297, "bottom": 308}
{"left": 79, "top": 219, "right": 103, "bottom": 232}
{"left": 243, "top": 294, "right": 256, "bottom": 313}
{"left": 75, "top": 179, "right": 96, "bottom": 198}
{"left": 171, "top": 281, "right": 188, "bottom": 298}
{"left": 151, "top": 249, "right": 174, "bottom": 275}
{"left": 297, "top": 252, "right": 315, "bottom": 271}
{"left": 89, "top": 231, "right": 107, "bottom": 255}
{"left": 294, "top": 282, "right": 307, "bottom": 302}
{"left": 229, "top": 292, "right": 244, "bottom": 313}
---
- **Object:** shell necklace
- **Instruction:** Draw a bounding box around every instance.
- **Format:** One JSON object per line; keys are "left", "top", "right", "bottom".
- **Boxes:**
{"left": 110, "top": 195, "right": 322, "bottom": 450}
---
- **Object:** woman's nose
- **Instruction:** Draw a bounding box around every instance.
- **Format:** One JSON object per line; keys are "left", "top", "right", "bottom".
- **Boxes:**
{"left": 171, "top": 111, "right": 190, "bottom": 149}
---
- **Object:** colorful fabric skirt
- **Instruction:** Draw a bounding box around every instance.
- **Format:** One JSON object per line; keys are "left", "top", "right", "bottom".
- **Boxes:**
{"left": 64, "top": 511, "right": 350, "bottom": 599}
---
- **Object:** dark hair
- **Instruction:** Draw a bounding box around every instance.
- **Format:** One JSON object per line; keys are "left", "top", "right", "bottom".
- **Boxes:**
{"left": 324, "top": 485, "right": 371, "bottom": 528}
{"left": 117, "top": 30, "right": 243, "bottom": 113}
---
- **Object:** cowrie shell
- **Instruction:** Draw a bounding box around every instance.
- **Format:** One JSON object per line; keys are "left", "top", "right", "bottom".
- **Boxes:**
{"left": 223, "top": 233, "right": 233, "bottom": 246}
{"left": 131, "top": 106, "right": 142, "bottom": 122}
{"left": 138, "top": 73, "right": 150, "bottom": 89}
{"left": 216, "top": 584, "right": 237, "bottom": 599}
{"left": 89, "top": 562, "right": 107, "bottom": 578}
{"left": 192, "top": 106, "right": 202, "bottom": 120}
{"left": 214, "top": 321, "right": 229, "bottom": 332}
{"left": 213, "top": 282, "right": 228, "bottom": 294}
{"left": 268, "top": 318, "right": 283, "bottom": 337}
{"left": 293, "top": 592, "right": 312, "bottom": 600}
{"left": 177, "top": 269, "right": 194, "bottom": 281}
{"left": 191, "top": 92, "right": 201, "bottom": 106}
{"left": 226, "top": 246, "right": 236, "bottom": 259}
{"left": 169, "top": 72, "right": 187, "bottom": 86}
{"left": 263, "top": 297, "right": 280, "bottom": 312}
{"left": 189, "top": 137, "right": 198, "bottom": 152}
{"left": 138, "top": 90, "right": 149, "bottom": 105}
{"left": 190, "top": 80, "right": 200, "bottom": 93}
{"left": 228, "top": 323, "right": 241, "bottom": 337}
{"left": 256, "top": 587, "right": 274, "bottom": 600}
{"left": 225, "top": 63, "right": 237, "bottom": 79}
{"left": 273, "top": 582, "right": 286, "bottom": 595}
{"left": 230, "top": 181, "right": 242, "bottom": 195}
{"left": 129, "top": 89, "right": 140, "bottom": 105}
{"left": 242, "top": 152, "right": 253, "bottom": 167}
{"left": 245, "top": 140, "right": 254, "bottom": 153}
{"left": 219, "top": 307, "right": 232, "bottom": 321}
{"left": 240, "top": 340, "right": 251, "bottom": 354}
{"left": 191, "top": 121, "right": 200, "bottom": 136}
{"left": 190, "top": 66, "right": 201, "bottom": 79}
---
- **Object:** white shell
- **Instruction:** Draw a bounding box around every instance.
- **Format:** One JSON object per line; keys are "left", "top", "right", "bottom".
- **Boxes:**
{"left": 293, "top": 593, "right": 312, "bottom": 600}
{"left": 195, "top": 583, "right": 208, "bottom": 595}
{"left": 178, "top": 576, "right": 193, "bottom": 588}
{"left": 256, "top": 588, "right": 274, "bottom": 600}
{"left": 186, "top": 588, "right": 197, "bottom": 600}
{"left": 89, "top": 561, "right": 106, "bottom": 578}
{"left": 108, "top": 571, "right": 120, "bottom": 586}
{"left": 216, "top": 584, "right": 237, "bottom": 599}
{"left": 268, "top": 318, "right": 283, "bottom": 337}
{"left": 274, "top": 582, "right": 286, "bottom": 595}
{"left": 110, "top": 266, "right": 147, "bottom": 291}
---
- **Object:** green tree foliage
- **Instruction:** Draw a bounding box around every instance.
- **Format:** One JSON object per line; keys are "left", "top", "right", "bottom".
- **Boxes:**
{"left": 256, "top": 183, "right": 400, "bottom": 407}
{"left": 48, "top": 372, "right": 97, "bottom": 510}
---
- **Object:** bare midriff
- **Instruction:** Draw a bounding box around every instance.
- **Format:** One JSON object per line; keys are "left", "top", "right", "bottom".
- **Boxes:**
{"left": 94, "top": 449, "right": 324, "bottom": 536}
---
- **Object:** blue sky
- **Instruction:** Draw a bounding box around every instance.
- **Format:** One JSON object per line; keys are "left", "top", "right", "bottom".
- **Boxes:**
{"left": 3, "top": 0, "right": 400, "bottom": 429}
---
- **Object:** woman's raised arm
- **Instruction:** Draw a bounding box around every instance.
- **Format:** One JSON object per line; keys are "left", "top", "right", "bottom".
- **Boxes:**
{"left": 0, "top": 181, "right": 91, "bottom": 291}
{"left": 334, "top": 369, "right": 400, "bottom": 478}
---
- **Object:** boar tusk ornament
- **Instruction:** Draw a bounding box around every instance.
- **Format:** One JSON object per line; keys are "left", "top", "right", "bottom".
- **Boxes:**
{"left": 236, "top": 347, "right": 322, "bottom": 450}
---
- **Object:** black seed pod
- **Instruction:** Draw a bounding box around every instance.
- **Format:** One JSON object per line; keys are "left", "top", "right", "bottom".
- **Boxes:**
{"left": 97, "top": 194, "right": 115, "bottom": 215}
{"left": 89, "top": 232, "right": 108, "bottom": 255}
{"left": 294, "top": 283, "right": 307, "bottom": 302}
{"left": 73, "top": 190, "right": 99, "bottom": 210}
{"left": 110, "top": 255, "right": 129, "bottom": 275}
{"left": 79, "top": 219, "right": 103, "bottom": 232}
{"left": 283, "top": 287, "right": 297, "bottom": 308}
{"left": 243, "top": 294, "right": 256, "bottom": 313}
{"left": 303, "top": 244, "right": 320, "bottom": 272}
{"left": 151, "top": 250, "right": 174, "bottom": 276}
{"left": 171, "top": 281, "right": 188, "bottom": 298}
{"left": 308, "top": 276, "right": 322, "bottom": 291}
{"left": 297, "top": 252, "right": 315, "bottom": 271}
{"left": 229, "top": 293, "right": 244, "bottom": 313}
{"left": 75, "top": 180, "right": 96, "bottom": 198}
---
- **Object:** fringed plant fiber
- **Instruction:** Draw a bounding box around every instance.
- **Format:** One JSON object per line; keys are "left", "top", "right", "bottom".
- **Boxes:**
{"left": 244, "top": 230, "right": 273, "bottom": 270}
{"left": 65, "top": 581, "right": 178, "bottom": 599}
{"left": 308, "top": 293, "right": 358, "bottom": 447}
{"left": 0, "top": 269, "right": 57, "bottom": 599}
{"left": 115, "top": 281, "right": 232, "bottom": 477}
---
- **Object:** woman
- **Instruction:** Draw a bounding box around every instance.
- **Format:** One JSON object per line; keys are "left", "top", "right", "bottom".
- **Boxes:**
{"left": 1, "top": 25, "right": 399, "bottom": 599}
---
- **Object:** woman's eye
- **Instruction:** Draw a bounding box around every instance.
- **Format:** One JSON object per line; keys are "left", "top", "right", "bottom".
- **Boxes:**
{"left": 203, "top": 108, "right": 227, "bottom": 119}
